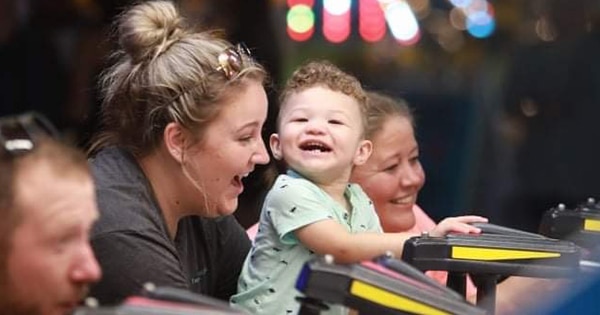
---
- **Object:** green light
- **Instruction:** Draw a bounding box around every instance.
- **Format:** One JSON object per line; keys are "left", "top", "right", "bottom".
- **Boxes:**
{"left": 287, "top": 4, "right": 315, "bottom": 34}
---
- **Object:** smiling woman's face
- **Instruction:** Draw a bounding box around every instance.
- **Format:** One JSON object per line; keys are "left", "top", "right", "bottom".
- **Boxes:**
{"left": 181, "top": 80, "right": 270, "bottom": 217}
{"left": 351, "top": 115, "right": 425, "bottom": 232}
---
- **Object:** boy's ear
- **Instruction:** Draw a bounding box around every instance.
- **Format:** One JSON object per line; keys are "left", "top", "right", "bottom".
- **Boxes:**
{"left": 354, "top": 139, "right": 373, "bottom": 166}
{"left": 164, "top": 122, "right": 186, "bottom": 163}
{"left": 269, "top": 133, "right": 283, "bottom": 160}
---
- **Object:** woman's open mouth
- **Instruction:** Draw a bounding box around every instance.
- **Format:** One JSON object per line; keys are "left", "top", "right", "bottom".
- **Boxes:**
{"left": 232, "top": 173, "right": 249, "bottom": 193}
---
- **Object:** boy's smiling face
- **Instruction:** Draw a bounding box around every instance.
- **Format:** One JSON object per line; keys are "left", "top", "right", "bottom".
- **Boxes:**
{"left": 270, "top": 86, "right": 371, "bottom": 186}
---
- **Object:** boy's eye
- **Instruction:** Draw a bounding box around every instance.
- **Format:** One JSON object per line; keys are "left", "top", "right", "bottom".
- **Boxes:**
{"left": 329, "top": 119, "right": 343, "bottom": 125}
{"left": 292, "top": 118, "right": 308, "bottom": 122}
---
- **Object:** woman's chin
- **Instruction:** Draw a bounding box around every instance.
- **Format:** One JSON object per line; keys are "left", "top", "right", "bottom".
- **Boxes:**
{"left": 214, "top": 200, "right": 238, "bottom": 217}
{"left": 390, "top": 202, "right": 414, "bottom": 214}
{"left": 379, "top": 206, "right": 416, "bottom": 232}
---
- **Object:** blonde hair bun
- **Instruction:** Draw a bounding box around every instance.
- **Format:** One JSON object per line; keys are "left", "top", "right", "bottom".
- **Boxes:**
{"left": 118, "top": 0, "right": 185, "bottom": 63}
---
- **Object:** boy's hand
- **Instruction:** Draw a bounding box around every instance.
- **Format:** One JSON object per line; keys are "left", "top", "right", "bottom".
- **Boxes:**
{"left": 429, "top": 215, "right": 488, "bottom": 237}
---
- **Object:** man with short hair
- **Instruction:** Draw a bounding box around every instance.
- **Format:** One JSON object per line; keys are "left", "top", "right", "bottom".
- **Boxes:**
{"left": 0, "top": 113, "right": 101, "bottom": 315}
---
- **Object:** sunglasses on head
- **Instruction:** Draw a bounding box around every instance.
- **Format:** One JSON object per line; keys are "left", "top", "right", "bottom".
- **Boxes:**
{"left": 215, "top": 42, "right": 252, "bottom": 80}
{"left": 0, "top": 112, "right": 59, "bottom": 157}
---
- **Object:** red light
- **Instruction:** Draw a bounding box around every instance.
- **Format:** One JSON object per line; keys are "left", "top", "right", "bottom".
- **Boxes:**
{"left": 359, "top": 0, "right": 386, "bottom": 42}
{"left": 287, "top": 0, "right": 314, "bottom": 7}
{"left": 323, "top": 5, "right": 351, "bottom": 43}
{"left": 287, "top": 25, "right": 315, "bottom": 42}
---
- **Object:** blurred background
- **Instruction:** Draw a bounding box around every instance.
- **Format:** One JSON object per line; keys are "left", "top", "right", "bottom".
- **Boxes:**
{"left": 2, "top": 0, "right": 599, "bottom": 232}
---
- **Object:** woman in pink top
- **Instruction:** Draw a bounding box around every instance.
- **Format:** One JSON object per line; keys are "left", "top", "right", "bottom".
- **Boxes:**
{"left": 350, "top": 91, "right": 564, "bottom": 315}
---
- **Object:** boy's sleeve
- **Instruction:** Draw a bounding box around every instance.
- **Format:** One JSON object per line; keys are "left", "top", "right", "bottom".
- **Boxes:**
{"left": 353, "top": 184, "right": 383, "bottom": 233}
{"left": 266, "top": 180, "right": 335, "bottom": 245}
{"left": 363, "top": 199, "right": 383, "bottom": 233}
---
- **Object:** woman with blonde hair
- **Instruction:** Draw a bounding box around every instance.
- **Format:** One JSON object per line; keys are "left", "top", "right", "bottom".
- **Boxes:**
{"left": 89, "top": 0, "right": 270, "bottom": 304}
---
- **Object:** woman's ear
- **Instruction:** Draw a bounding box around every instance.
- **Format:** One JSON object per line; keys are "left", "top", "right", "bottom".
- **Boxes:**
{"left": 164, "top": 122, "right": 186, "bottom": 163}
{"left": 354, "top": 139, "right": 373, "bottom": 166}
{"left": 269, "top": 133, "right": 283, "bottom": 160}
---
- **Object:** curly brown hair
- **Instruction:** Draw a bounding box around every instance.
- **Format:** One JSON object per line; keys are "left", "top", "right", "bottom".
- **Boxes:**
{"left": 277, "top": 60, "right": 367, "bottom": 133}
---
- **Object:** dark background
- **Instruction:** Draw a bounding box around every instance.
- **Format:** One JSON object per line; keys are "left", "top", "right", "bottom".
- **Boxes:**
{"left": 2, "top": 0, "right": 599, "bottom": 233}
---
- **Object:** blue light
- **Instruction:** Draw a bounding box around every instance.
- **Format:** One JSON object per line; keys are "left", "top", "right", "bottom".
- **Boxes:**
{"left": 449, "top": 0, "right": 473, "bottom": 9}
{"left": 466, "top": 11, "right": 495, "bottom": 38}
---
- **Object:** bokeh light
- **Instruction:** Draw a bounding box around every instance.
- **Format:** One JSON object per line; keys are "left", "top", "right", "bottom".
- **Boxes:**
{"left": 287, "top": 4, "right": 315, "bottom": 41}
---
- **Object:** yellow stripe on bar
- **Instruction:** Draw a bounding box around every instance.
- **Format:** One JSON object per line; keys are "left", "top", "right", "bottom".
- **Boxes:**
{"left": 350, "top": 280, "right": 450, "bottom": 315}
{"left": 451, "top": 246, "right": 561, "bottom": 261}
{"left": 584, "top": 219, "right": 600, "bottom": 232}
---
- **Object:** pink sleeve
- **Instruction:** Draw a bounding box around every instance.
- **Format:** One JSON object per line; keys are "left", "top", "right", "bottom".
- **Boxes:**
{"left": 407, "top": 204, "right": 437, "bottom": 234}
{"left": 246, "top": 222, "right": 258, "bottom": 241}
{"left": 409, "top": 205, "right": 477, "bottom": 297}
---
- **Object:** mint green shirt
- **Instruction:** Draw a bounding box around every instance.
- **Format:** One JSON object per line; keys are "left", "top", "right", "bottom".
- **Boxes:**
{"left": 231, "top": 170, "right": 382, "bottom": 315}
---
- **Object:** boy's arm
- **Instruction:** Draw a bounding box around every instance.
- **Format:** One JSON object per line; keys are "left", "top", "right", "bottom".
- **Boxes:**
{"left": 295, "top": 219, "right": 416, "bottom": 263}
{"left": 295, "top": 215, "right": 488, "bottom": 264}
